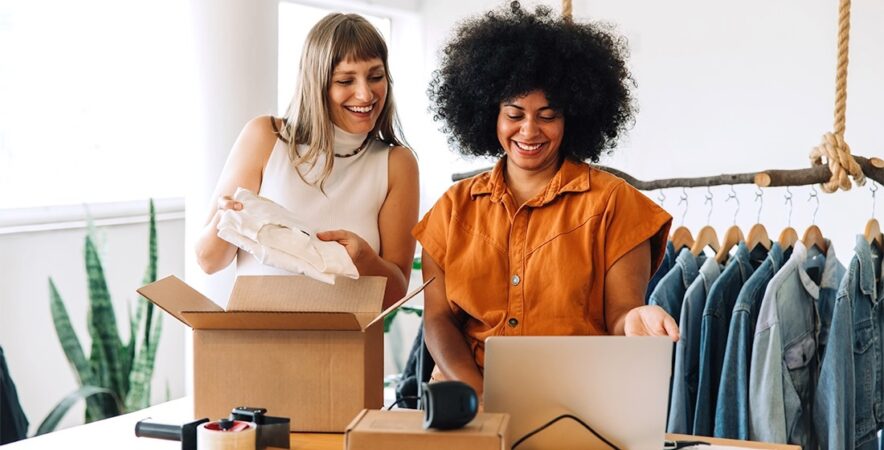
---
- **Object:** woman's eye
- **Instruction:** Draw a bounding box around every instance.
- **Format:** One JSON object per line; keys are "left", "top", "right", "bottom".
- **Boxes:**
{"left": 540, "top": 115, "right": 558, "bottom": 121}
{"left": 507, "top": 115, "right": 523, "bottom": 120}
{"left": 335, "top": 80, "right": 353, "bottom": 85}
{"left": 370, "top": 75, "right": 385, "bottom": 82}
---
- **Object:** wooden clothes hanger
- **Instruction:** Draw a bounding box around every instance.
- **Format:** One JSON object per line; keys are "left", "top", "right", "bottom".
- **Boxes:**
{"left": 715, "top": 224, "right": 745, "bottom": 264}
{"left": 671, "top": 226, "right": 694, "bottom": 252}
{"left": 691, "top": 225, "right": 720, "bottom": 256}
{"left": 802, "top": 186, "right": 828, "bottom": 253}
{"left": 802, "top": 224, "right": 828, "bottom": 253}
{"left": 746, "top": 189, "right": 772, "bottom": 251}
{"left": 691, "top": 188, "right": 721, "bottom": 256}
{"left": 866, "top": 184, "right": 883, "bottom": 250}
{"left": 747, "top": 223, "right": 772, "bottom": 252}
{"left": 714, "top": 187, "right": 744, "bottom": 263}
{"left": 865, "top": 218, "right": 882, "bottom": 248}
{"left": 779, "top": 187, "right": 798, "bottom": 250}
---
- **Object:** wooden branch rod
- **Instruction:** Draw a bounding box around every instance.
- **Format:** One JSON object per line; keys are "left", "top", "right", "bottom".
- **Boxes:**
{"left": 451, "top": 155, "right": 884, "bottom": 191}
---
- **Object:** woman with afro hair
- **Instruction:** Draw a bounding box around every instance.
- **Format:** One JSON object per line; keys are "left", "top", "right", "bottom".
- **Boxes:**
{"left": 414, "top": 2, "right": 677, "bottom": 399}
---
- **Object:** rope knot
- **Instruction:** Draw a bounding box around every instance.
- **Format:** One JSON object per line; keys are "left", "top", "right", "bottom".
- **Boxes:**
{"left": 809, "top": 132, "right": 864, "bottom": 192}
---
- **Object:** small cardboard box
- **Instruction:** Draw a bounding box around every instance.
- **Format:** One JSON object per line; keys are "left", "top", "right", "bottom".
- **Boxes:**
{"left": 138, "top": 275, "right": 426, "bottom": 432}
{"left": 345, "top": 409, "right": 510, "bottom": 450}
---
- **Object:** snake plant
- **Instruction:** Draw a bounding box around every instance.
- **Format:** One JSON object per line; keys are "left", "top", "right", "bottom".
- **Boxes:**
{"left": 37, "top": 199, "right": 161, "bottom": 435}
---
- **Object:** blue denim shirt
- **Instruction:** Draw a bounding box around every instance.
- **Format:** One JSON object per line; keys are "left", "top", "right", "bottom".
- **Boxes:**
{"left": 667, "top": 256, "right": 721, "bottom": 434}
{"left": 714, "top": 243, "right": 785, "bottom": 440}
{"left": 647, "top": 241, "right": 677, "bottom": 303}
{"left": 649, "top": 247, "right": 703, "bottom": 324}
{"left": 749, "top": 241, "right": 845, "bottom": 448}
{"left": 693, "top": 242, "right": 758, "bottom": 436}
{"left": 814, "top": 236, "right": 884, "bottom": 450}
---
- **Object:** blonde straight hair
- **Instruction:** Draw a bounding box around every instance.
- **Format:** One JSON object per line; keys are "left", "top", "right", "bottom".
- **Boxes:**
{"left": 281, "top": 13, "right": 405, "bottom": 190}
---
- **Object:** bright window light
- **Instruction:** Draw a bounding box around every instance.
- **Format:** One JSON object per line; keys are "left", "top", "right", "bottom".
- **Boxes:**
{"left": 0, "top": 0, "right": 194, "bottom": 209}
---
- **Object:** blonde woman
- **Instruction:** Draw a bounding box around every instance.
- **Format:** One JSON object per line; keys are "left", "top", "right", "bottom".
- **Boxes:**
{"left": 196, "top": 13, "right": 419, "bottom": 308}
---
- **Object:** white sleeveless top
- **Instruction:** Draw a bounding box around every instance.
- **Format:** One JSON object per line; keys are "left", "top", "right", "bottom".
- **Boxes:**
{"left": 236, "top": 126, "right": 390, "bottom": 275}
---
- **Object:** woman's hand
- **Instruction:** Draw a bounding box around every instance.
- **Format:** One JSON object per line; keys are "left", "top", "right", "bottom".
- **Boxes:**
{"left": 623, "top": 305, "right": 680, "bottom": 342}
{"left": 215, "top": 195, "right": 243, "bottom": 213}
{"left": 316, "top": 229, "right": 376, "bottom": 270}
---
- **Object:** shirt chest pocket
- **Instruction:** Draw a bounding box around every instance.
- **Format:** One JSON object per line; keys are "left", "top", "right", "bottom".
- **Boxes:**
{"left": 854, "top": 322, "right": 874, "bottom": 354}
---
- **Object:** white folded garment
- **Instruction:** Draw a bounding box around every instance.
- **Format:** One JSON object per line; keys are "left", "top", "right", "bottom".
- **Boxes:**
{"left": 217, "top": 187, "right": 359, "bottom": 284}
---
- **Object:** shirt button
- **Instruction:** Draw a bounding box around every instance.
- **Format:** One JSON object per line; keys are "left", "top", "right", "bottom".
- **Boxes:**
{"left": 508, "top": 318, "right": 519, "bottom": 327}
{"left": 511, "top": 274, "right": 521, "bottom": 286}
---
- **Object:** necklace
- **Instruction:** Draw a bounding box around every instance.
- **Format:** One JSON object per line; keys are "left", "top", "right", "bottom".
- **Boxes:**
{"left": 334, "top": 136, "right": 371, "bottom": 158}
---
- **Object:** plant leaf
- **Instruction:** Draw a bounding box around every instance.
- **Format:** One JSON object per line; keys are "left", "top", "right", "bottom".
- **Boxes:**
{"left": 35, "top": 386, "right": 122, "bottom": 436}
{"left": 84, "top": 236, "right": 125, "bottom": 409}
{"left": 49, "top": 279, "right": 110, "bottom": 421}
{"left": 125, "top": 313, "right": 162, "bottom": 411}
{"left": 125, "top": 200, "right": 162, "bottom": 412}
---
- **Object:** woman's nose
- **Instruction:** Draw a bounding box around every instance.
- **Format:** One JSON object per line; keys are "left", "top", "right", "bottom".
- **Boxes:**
{"left": 519, "top": 119, "right": 539, "bottom": 136}
{"left": 354, "top": 80, "right": 372, "bottom": 102}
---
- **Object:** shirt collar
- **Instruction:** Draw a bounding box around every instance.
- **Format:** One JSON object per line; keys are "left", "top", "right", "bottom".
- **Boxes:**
{"left": 675, "top": 248, "right": 700, "bottom": 289}
{"left": 698, "top": 256, "right": 722, "bottom": 292}
{"left": 853, "top": 234, "right": 878, "bottom": 298}
{"left": 470, "top": 157, "right": 591, "bottom": 205}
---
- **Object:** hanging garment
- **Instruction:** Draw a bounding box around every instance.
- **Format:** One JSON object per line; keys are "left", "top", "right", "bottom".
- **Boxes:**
{"left": 649, "top": 247, "right": 704, "bottom": 324}
{"left": 668, "top": 256, "right": 722, "bottom": 434}
{"left": 218, "top": 187, "right": 359, "bottom": 284}
{"left": 647, "top": 241, "right": 677, "bottom": 303}
{"left": 814, "top": 235, "right": 884, "bottom": 450}
{"left": 693, "top": 242, "right": 761, "bottom": 436}
{"left": 715, "top": 243, "right": 787, "bottom": 440}
{"left": 750, "top": 240, "right": 845, "bottom": 449}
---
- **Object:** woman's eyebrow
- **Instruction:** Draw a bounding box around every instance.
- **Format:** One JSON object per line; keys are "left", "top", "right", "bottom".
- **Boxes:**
{"left": 333, "top": 65, "right": 385, "bottom": 75}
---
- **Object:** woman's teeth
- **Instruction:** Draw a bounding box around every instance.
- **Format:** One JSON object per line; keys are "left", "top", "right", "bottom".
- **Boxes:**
{"left": 515, "top": 141, "right": 542, "bottom": 151}
{"left": 346, "top": 105, "right": 374, "bottom": 113}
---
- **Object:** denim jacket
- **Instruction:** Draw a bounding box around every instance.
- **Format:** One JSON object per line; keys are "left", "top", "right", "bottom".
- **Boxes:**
{"left": 814, "top": 236, "right": 884, "bottom": 450}
{"left": 668, "top": 256, "right": 722, "bottom": 434}
{"left": 649, "top": 247, "right": 703, "bottom": 324}
{"left": 693, "top": 242, "right": 758, "bottom": 436}
{"left": 715, "top": 243, "right": 785, "bottom": 439}
{"left": 749, "top": 240, "right": 845, "bottom": 448}
{"left": 647, "top": 241, "right": 677, "bottom": 303}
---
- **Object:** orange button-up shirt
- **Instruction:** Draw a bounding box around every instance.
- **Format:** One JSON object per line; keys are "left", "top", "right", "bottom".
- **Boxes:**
{"left": 413, "top": 158, "right": 672, "bottom": 369}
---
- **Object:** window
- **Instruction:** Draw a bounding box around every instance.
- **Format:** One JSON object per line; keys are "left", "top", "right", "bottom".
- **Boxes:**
{"left": 0, "top": 0, "right": 194, "bottom": 209}
{"left": 277, "top": 2, "right": 391, "bottom": 114}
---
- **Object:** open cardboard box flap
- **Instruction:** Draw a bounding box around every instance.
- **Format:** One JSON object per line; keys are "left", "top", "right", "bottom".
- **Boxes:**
{"left": 138, "top": 275, "right": 432, "bottom": 331}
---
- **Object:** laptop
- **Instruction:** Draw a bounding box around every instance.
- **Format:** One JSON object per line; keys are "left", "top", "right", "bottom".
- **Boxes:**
{"left": 484, "top": 336, "right": 672, "bottom": 450}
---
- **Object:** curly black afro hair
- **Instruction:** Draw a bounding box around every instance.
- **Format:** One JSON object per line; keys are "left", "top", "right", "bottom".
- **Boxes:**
{"left": 428, "top": 1, "right": 636, "bottom": 162}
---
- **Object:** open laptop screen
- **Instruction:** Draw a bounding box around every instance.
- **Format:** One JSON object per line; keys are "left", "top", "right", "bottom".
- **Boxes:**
{"left": 484, "top": 336, "right": 672, "bottom": 450}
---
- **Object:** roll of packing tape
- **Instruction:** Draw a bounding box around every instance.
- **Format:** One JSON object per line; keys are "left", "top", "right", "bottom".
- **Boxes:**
{"left": 196, "top": 419, "right": 256, "bottom": 450}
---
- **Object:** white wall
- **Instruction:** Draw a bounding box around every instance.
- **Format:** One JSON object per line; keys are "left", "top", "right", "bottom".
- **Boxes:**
{"left": 0, "top": 200, "right": 186, "bottom": 435}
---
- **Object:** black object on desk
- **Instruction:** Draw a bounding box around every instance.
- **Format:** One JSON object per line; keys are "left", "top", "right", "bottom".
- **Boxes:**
{"left": 135, "top": 405, "right": 290, "bottom": 450}
{"left": 134, "top": 417, "right": 208, "bottom": 450}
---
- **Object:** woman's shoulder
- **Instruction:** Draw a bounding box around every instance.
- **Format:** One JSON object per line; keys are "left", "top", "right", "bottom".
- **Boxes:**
{"left": 228, "top": 115, "right": 284, "bottom": 165}
{"left": 587, "top": 165, "right": 632, "bottom": 196}
{"left": 241, "top": 115, "right": 285, "bottom": 142}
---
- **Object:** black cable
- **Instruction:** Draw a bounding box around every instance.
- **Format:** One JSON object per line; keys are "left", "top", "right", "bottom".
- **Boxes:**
{"left": 385, "top": 396, "right": 419, "bottom": 410}
{"left": 511, "top": 414, "right": 621, "bottom": 450}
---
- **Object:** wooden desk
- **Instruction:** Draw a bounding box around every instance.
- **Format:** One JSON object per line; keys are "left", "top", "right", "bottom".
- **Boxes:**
{"left": 2, "top": 398, "right": 798, "bottom": 450}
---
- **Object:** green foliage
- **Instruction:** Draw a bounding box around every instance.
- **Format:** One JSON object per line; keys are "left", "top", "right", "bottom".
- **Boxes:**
{"left": 40, "top": 199, "right": 161, "bottom": 435}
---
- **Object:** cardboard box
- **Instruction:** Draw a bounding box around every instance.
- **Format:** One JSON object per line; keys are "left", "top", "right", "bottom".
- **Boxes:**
{"left": 345, "top": 409, "right": 510, "bottom": 450}
{"left": 138, "top": 275, "right": 427, "bottom": 432}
